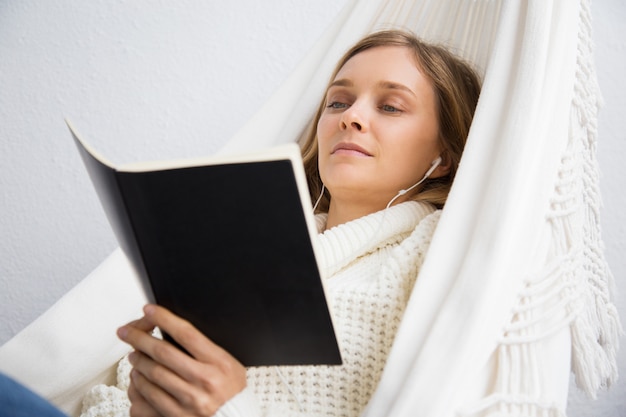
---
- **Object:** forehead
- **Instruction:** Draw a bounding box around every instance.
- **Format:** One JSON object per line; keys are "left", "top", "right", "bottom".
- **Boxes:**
{"left": 334, "top": 46, "right": 423, "bottom": 82}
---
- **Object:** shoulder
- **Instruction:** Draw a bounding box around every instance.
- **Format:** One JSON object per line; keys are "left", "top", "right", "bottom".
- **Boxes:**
{"left": 410, "top": 203, "right": 441, "bottom": 240}
{"left": 384, "top": 205, "right": 441, "bottom": 268}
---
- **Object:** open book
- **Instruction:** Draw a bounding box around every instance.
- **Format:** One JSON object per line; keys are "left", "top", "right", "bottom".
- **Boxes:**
{"left": 66, "top": 120, "right": 341, "bottom": 367}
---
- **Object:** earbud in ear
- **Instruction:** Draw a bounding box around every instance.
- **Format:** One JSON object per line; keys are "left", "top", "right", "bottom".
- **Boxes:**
{"left": 396, "top": 156, "right": 443, "bottom": 197}
{"left": 423, "top": 156, "right": 442, "bottom": 179}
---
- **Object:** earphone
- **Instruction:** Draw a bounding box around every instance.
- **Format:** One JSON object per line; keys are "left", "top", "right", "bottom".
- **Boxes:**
{"left": 426, "top": 155, "right": 443, "bottom": 178}
{"left": 396, "top": 156, "right": 442, "bottom": 197}
{"left": 313, "top": 156, "right": 442, "bottom": 212}
{"left": 313, "top": 155, "right": 443, "bottom": 273}
{"left": 312, "top": 184, "right": 326, "bottom": 212}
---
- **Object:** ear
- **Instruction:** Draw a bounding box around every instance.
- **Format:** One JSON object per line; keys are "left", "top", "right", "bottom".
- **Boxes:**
{"left": 430, "top": 152, "right": 452, "bottom": 179}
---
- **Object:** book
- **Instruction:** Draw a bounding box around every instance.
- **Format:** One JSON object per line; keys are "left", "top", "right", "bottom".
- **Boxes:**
{"left": 66, "top": 120, "right": 341, "bottom": 367}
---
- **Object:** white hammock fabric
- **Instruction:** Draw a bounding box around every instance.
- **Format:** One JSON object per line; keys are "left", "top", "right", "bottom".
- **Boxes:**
{"left": 225, "top": 1, "right": 621, "bottom": 414}
{"left": 0, "top": 0, "right": 620, "bottom": 416}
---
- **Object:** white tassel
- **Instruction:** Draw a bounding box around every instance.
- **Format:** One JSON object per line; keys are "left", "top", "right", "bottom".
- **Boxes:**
{"left": 553, "top": 0, "right": 622, "bottom": 397}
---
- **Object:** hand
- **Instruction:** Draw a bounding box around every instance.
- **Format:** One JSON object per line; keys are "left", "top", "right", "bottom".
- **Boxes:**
{"left": 117, "top": 304, "right": 247, "bottom": 417}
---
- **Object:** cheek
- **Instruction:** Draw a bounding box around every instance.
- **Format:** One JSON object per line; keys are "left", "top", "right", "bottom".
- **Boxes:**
{"left": 316, "top": 118, "right": 329, "bottom": 178}
{"left": 384, "top": 123, "right": 440, "bottom": 179}
{"left": 316, "top": 115, "right": 335, "bottom": 159}
{"left": 316, "top": 114, "right": 334, "bottom": 144}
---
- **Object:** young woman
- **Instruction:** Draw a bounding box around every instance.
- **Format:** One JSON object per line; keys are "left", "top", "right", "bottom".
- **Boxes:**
{"left": 107, "top": 29, "right": 485, "bottom": 417}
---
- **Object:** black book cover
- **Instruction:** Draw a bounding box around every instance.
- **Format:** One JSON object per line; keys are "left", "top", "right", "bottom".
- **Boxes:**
{"left": 67, "top": 120, "right": 341, "bottom": 367}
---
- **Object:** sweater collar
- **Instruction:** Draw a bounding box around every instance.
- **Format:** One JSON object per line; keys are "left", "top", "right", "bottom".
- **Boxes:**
{"left": 314, "top": 201, "right": 436, "bottom": 278}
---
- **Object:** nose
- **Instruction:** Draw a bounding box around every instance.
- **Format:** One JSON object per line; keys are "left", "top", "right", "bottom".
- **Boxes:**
{"left": 340, "top": 102, "right": 367, "bottom": 132}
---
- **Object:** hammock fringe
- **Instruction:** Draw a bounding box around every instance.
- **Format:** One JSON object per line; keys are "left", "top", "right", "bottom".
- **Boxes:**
{"left": 564, "top": 0, "right": 622, "bottom": 397}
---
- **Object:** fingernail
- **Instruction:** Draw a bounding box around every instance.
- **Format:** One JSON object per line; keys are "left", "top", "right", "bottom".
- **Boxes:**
{"left": 128, "top": 351, "right": 137, "bottom": 364}
{"left": 144, "top": 304, "right": 155, "bottom": 315}
{"left": 117, "top": 326, "right": 128, "bottom": 340}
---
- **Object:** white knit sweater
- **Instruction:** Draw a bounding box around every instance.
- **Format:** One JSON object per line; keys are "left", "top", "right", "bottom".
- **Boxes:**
{"left": 80, "top": 201, "right": 439, "bottom": 417}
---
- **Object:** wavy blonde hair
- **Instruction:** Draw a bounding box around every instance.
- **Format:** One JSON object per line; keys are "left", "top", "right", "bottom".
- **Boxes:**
{"left": 301, "top": 30, "right": 482, "bottom": 212}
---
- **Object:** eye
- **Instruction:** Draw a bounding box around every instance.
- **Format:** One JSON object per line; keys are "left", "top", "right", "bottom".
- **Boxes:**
{"left": 327, "top": 101, "right": 349, "bottom": 110}
{"left": 381, "top": 104, "right": 401, "bottom": 113}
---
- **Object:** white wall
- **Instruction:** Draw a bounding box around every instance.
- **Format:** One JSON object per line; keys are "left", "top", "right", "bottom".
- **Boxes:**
{"left": 0, "top": 1, "right": 623, "bottom": 415}
{"left": 0, "top": 0, "right": 346, "bottom": 340}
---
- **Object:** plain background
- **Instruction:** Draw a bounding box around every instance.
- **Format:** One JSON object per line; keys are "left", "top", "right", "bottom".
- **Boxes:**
{"left": 0, "top": 1, "right": 623, "bottom": 415}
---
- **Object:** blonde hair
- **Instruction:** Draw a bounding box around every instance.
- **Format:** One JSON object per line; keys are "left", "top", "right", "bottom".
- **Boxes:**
{"left": 301, "top": 30, "right": 482, "bottom": 212}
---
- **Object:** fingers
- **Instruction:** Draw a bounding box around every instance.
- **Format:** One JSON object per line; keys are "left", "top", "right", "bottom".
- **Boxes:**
{"left": 142, "top": 305, "right": 248, "bottom": 392}
{"left": 128, "top": 350, "right": 228, "bottom": 416}
{"left": 127, "top": 379, "right": 160, "bottom": 417}
{"left": 118, "top": 313, "right": 157, "bottom": 339}
{"left": 129, "top": 368, "right": 182, "bottom": 417}
{"left": 118, "top": 314, "right": 196, "bottom": 384}
{"left": 118, "top": 305, "right": 235, "bottom": 392}
{"left": 141, "top": 305, "right": 231, "bottom": 363}
{"left": 121, "top": 305, "right": 236, "bottom": 369}
{"left": 128, "top": 350, "right": 207, "bottom": 410}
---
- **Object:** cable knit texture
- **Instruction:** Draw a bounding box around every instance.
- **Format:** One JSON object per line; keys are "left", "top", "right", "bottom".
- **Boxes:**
{"left": 80, "top": 356, "right": 131, "bottom": 417}
{"left": 246, "top": 202, "right": 438, "bottom": 417}
{"left": 79, "top": 201, "right": 439, "bottom": 417}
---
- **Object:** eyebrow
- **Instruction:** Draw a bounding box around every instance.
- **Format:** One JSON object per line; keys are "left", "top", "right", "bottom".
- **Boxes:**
{"left": 328, "top": 79, "right": 353, "bottom": 88}
{"left": 328, "top": 78, "right": 417, "bottom": 98}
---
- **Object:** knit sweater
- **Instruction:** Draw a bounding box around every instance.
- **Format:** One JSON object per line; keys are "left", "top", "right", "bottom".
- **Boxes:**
{"left": 80, "top": 201, "right": 439, "bottom": 417}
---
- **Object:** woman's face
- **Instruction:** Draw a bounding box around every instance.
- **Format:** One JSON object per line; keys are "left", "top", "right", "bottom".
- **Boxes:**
{"left": 317, "top": 46, "right": 441, "bottom": 209}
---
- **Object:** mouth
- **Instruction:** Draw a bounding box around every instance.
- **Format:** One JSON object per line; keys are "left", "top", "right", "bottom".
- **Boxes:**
{"left": 331, "top": 142, "right": 373, "bottom": 157}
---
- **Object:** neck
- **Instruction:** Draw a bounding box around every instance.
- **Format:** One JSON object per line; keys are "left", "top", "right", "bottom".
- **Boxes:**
{"left": 324, "top": 194, "right": 409, "bottom": 230}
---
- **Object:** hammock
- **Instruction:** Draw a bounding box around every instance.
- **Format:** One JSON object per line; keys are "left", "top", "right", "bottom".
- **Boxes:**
{"left": 0, "top": 0, "right": 620, "bottom": 416}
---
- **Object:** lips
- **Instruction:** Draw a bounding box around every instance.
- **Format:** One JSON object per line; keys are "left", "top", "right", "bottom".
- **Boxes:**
{"left": 331, "top": 142, "right": 372, "bottom": 157}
